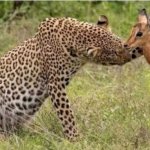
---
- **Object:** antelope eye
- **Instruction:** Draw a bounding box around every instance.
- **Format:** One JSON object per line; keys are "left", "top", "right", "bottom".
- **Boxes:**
{"left": 136, "top": 32, "right": 143, "bottom": 37}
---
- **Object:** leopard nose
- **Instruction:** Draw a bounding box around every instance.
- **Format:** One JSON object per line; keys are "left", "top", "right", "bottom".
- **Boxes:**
{"left": 124, "top": 44, "right": 128, "bottom": 48}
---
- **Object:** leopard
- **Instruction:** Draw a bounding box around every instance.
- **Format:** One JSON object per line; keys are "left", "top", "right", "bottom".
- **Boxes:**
{"left": 0, "top": 15, "right": 142, "bottom": 141}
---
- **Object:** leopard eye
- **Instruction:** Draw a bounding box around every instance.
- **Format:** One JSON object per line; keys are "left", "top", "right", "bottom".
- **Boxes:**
{"left": 136, "top": 32, "right": 143, "bottom": 37}
{"left": 97, "top": 21, "right": 105, "bottom": 25}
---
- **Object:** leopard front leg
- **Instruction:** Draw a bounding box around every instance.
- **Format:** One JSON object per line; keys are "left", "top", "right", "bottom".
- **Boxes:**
{"left": 48, "top": 84, "right": 79, "bottom": 141}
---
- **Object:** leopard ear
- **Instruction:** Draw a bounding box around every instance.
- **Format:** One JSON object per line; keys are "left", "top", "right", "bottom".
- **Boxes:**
{"left": 138, "top": 8, "right": 149, "bottom": 25}
{"left": 87, "top": 47, "right": 101, "bottom": 58}
{"left": 97, "top": 15, "right": 109, "bottom": 28}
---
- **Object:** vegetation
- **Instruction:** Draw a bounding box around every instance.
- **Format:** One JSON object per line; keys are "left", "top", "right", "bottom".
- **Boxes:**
{"left": 0, "top": 1, "right": 150, "bottom": 149}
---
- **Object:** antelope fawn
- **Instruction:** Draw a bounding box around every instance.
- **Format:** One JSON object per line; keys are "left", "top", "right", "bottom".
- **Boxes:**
{"left": 124, "top": 8, "right": 150, "bottom": 63}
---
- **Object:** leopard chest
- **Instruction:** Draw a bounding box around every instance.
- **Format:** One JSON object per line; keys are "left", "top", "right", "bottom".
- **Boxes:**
{"left": 0, "top": 70, "right": 48, "bottom": 117}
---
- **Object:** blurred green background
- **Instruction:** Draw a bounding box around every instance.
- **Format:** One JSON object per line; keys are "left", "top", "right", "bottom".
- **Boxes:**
{"left": 0, "top": 1, "right": 150, "bottom": 150}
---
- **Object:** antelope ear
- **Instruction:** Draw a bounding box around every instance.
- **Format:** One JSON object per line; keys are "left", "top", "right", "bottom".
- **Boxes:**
{"left": 148, "top": 15, "right": 150, "bottom": 27}
{"left": 138, "top": 8, "right": 149, "bottom": 24}
{"left": 97, "top": 15, "right": 109, "bottom": 28}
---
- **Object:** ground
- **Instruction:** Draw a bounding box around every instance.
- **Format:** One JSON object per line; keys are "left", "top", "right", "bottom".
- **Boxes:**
{"left": 0, "top": 2, "right": 150, "bottom": 149}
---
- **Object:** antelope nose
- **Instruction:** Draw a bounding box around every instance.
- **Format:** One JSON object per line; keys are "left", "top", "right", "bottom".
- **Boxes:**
{"left": 136, "top": 47, "right": 140, "bottom": 50}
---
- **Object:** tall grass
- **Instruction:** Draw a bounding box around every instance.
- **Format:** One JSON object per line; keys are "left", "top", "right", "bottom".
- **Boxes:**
{"left": 0, "top": 1, "right": 150, "bottom": 149}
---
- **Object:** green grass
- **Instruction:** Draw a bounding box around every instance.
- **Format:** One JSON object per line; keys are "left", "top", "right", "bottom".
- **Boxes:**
{"left": 0, "top": 1, "right": 150, "bottom": 150}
